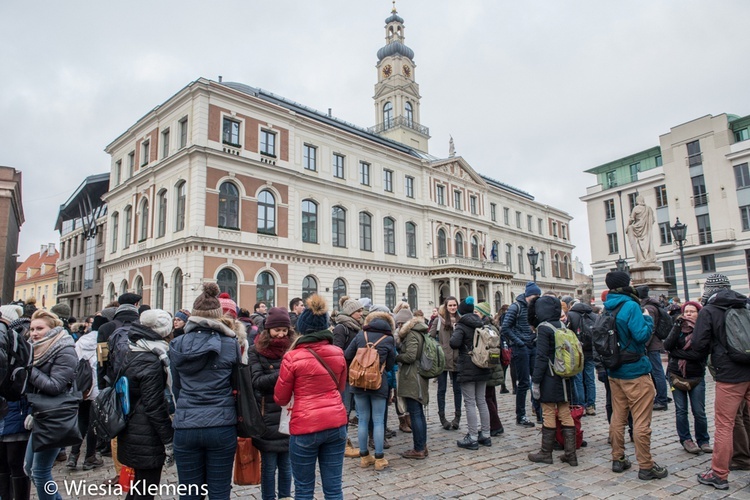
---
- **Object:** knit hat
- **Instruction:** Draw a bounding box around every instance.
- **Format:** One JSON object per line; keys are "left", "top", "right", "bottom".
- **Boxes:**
{"left": 92, "top": 315, "right": 108, "bottom": 332}
{"left": 296, "top": 294, "right": 330, "bottom": 335}
{"left": 458, "top": 296, "right": 475, "bottom": 316}
{"left": 393, "top": 307, "right": 413, "bottom": 325}
{"left": 218, "top": 292, "right": 238, "bottom": 319}
{"left": 681, "top": 301, "right": 703, "bottom": 313}
{"left": 560, "top": 296, "right": 575, "bottom": 308}
{"left": 369, "top": 304, "right": 391, "bottom": 314}
{"left": 23, "top": 298, "right": 37, "bottom": 318}
{"left": 100, "top": 307, "right": 118, "bottom": 321}
{"left": 525, "top": 282, "right": 542, "bottom": 298}
{"left": 475, "top": 301, "right": 492, "bottom": 318}
{"left": 605, "top": 271, "right": 630, "bottom": 290}
{"left": 50, "top": 302, "right": 71, "bottom": 319}
{"left": 118, "top": 293, "right": 142, "bottom": 305}
{"left": 0, "top": 305, "right": 22, "bottom": 322}
{"left": 191, "top": 283, "right": 223, "bottom": 318}
{"left": 174, "top": 309, "right": 190, "bottom": 322}
{"left": 358, "top": 297, "right": 372, "bottom": 311}
{"left": 265, "top": 307, "right": 291, "bottom": 330}
{"left": 339, "top": 296, "right": 363, "bottom": 317}
{"left": 703, "top": 273, "right": 731, "bottom": 298}
{"left": 140, "top": 309, "right": 173, "bottom": 338}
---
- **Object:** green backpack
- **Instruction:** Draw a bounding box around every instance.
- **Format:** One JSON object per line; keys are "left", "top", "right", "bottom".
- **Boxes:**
{"left": 540, "top": 322, "right": 584, "bottom": 378}
{"left": 417, "top": 332, "right": 445, "bottom": 379}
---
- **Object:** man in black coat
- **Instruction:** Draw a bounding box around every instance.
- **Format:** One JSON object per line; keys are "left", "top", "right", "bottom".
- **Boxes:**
{"left": 567, "top": 301, "right": 599, "bottom": 415}
{"left": 97, "top": 293, "right": 141, "bottom": 390}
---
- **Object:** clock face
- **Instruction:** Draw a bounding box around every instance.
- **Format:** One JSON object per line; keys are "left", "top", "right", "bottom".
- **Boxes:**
{"left": 403, "top": 65, "right": 411, "bottom": 77}
{"left": 383, "top": 65, "right": 392, "bottom": 77}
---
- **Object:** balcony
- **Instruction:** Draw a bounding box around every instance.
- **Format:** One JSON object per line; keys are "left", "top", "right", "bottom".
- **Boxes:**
{"left": 431, "top": 256, "right": 509, "bottom": 274}
{"left": 368, "top": 116, "right": 430, "bottom": 136}
{"left": 57, "top": 281, "right": 83, "bottom": 297}
{"left": 686, "top": 153, "right": 703, "bottom": 167}
{"left": 680, "top": 228, "right": 736, "bottom": 255}
{"left": 691, "top": 193, "right": 709, "bottom": 207}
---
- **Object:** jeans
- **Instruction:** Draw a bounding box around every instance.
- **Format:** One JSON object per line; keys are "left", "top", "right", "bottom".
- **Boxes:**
{"left": 23, "top": 441, "right": 61, "bottom": 500}
{"left": 485, "top": 385, "right": 503, "bottom": 432}
{"left": 260, "top": 450, "right": 291, "bottom": 500}
{"left": 582, "top": 357, "right": 597, "bottom": 408}
{"left": 173, "top": 425, "right": 237, "bottom": 500}
{"left": 648, "top": 350, "right": 669, "bottom": 406}
{"left": 437, "top": 370, "right": 462, "bottom": 417}
{"left": 354, "top": 394, "right": 386, "bottom": 456}
{"left": 461, "top": 381, "right": 490, "bottom": 436}
{"left": 672, "top": 378, "right": 709, "bottom": 445}
{"left": 289, "top": 425, "right": 346, "bottom": 500}
{"left": 514, "top": 345, "right": 540, "bottom": 420}
{"left": 404, "top": 398, "right": 426, "bottom": 452}
{"left": 571, "top": 373, "right": 585, "bottom": 406}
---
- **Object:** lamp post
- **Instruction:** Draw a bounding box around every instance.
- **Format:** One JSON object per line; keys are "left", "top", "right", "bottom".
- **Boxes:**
{"left": 615, "top": 255, "right": 629, "bottom": 273}
{"left": 670, "top": 217, "right": 689, "bottom": 301}
{"left": 527, "top": 246, "right": 539, "bottom": 283}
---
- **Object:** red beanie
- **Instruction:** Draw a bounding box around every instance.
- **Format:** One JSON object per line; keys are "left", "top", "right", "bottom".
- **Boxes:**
{"left": 218, "top": 292, "right": 238, "bottom": 318}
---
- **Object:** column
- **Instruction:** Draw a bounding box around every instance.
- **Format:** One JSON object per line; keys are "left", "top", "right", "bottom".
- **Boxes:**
{"left": 471, "top": 279, "right": 478, "bottom": 301}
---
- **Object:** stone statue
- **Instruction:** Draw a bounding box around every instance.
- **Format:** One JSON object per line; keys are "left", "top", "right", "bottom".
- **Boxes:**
{"left": 626, "top": 195, "right": 656, "bottom": 265}
{"left": 448, "top": 135, "right": 455, "bottom": 157}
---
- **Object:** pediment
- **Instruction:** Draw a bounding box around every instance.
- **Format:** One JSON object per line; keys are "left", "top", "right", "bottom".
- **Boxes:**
{"left": 373, "top": 82, "right": 421, "bottom": 100}
{"left": 430, "top": 157, "right": 487, "bottom": 187}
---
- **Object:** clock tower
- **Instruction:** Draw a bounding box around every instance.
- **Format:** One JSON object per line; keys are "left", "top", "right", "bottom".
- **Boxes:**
{"left": 370, "top": 5, "right": 430, "bottom": 153}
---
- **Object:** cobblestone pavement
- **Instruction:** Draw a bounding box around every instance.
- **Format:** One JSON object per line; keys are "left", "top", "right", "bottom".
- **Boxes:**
{"left": 52, "top": 364, "right": 750, "bottom": 499}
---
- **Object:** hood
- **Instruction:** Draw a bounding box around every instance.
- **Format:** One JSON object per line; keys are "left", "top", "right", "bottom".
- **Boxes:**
{"left": 170, "top": 330, "right": 224, "bottom": 374}
{"left": 458, "top": 312, "right": 483, "bottom": 329}
{"left": 641, "top": 296, "right": 661, "bottom": 309}
{"left": 398, "top": 316, "right": 427, "bottom": 340}
{"left": 569, "top": 302, "right": 593, "bottom": 315}
{"left": 363, "top": 311, "right": 395, "bottom": 335}
{"left": 535, "top": 296, "right": 561, "bottom": 323}
{"left": 604, "top": 291, "right": 636, "bottom": 310}
{"left": 706, "top": 289, "right": 748, "bottom": 309}
{"left": 184, "top": 316, "right": 238, "bottom": 338}
{"left": 113, "top": 305, "right": 139, "bottom": 321}
{"left": 128, "top": 322, "right": 164, "bottom": 343}
{"left": 515, "top": 294, "right": 528, "bottom": 307}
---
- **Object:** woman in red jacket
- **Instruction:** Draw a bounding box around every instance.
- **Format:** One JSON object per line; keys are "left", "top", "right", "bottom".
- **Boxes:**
{"left": 274, "top": 295, "right": 347, "bottom": 500}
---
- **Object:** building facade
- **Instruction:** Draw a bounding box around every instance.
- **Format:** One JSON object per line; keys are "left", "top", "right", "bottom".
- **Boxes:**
{"left": 14, "top": 244, "right": 58, "bottom": 308}
{"left": 101, "top": 9, "right": 575, "bottom": 313}
{"left": 0, "top": 166, "right": 24, "bottom": 304}
{"left": 582, "top": 112, "right": 750, "bottom": 300}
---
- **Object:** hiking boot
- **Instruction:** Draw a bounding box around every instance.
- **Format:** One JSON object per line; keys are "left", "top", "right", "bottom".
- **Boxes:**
{"left": 359, "top": 454, "right": 375, "bottom": 468}
{"left": 374, "top": 457, "right": 389, "bottom": 471}
{"left": 559, "top": 426, "right": 578, "bottom": 467}
{"left": 516, "top": 416, "right": 535, "bottom": 428}
{"left": 612, "top": 456, "right": 632, "bottom": 473}
{"left": 401, "top": 449, "right": 426, "bottom": 460}
{"left": 477, "top": 432, "right": 492, "bottom": 447}
{"left": 638, "top": 463, "right": 668, "bottom": 480}
{"left": 528, "top": 426, "right": 555, "bottom": 464}
{"left": 700, "top": 443, "right": 713, "bottom": 453}
{"left": 456, "top": 433, "right": 479, "bottom": 450}
{"left": 66, "top": 453, "right": 79, "bottom": 470}
{"left": 399, "top": 415, "right": 412, "bottom": 433}
{"left": 439, "top": 412, "right": 451, "bottom": 430}
{"left": 585, "top": 406, "right": 596, "bottom": 416}
{"left": 682, "top": 439, "right": 701, "bottom": 454}
{"left": 344, "top": 439, "right": 359, "bottom": 458}
{"left": 82, "top": 453, "right": 104, "bottom": 470}
{"left": 697, "top": 469, "right": 728, "bottom": 490}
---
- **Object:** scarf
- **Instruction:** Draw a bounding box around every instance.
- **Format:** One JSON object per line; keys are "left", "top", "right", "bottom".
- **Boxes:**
{"left": 678, "top": 316, "right": 696, "bottom": 378}
{"left": 33, "top": 327, "right": 73, "bottom": 366}
{"left": 256, "top": 336, "right": 292, "bottom": 360}
{"left": 610, "top": 287, "right": 641, "bottom": 303}
{"left": 335, "top": 313, "right": 361, "bottom": 333}
{"left": 130, "top": 338, "right": 173, "bottom": 393}
{"left": 293, "top": 330, "right": 334, "bottom": 348}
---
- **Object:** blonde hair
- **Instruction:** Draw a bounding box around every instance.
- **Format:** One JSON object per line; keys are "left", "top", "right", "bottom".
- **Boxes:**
{"left": 31, "top": 310, "right": 63, "bottom": 328}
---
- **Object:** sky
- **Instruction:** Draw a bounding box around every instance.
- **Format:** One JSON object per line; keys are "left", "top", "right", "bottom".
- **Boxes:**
{"left": 2, "top": 0, "right": 749, "bottom": 273}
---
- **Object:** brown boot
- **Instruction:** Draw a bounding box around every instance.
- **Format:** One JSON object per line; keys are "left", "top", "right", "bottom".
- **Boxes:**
{"left": 399, "top": 415, "right": 412, "bottom": 433}
{"left": 559, "top": 426, "right": 578, "bottom": 466}
{"left": 528, "top": 426, "right": 556, "bottom": 464}
{"left": 345, "top": 438, "right": 360, "bottom": 458}
{"left": 405, "top": 414, "right": 413, "bottom": 432}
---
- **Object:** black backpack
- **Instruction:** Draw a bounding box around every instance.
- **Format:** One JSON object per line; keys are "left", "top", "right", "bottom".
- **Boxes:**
{"left": 74, "top": 358, "right": 94, "bottom": 399}
{"left": 592, "top": 303, "right": 642, "bottom": 371}
{"left": 0, "top": 323, "right": 33, "bottom": 401}
{"left": 649, "top": 304, "right": 673, "bottom": 341}
{"left": 570, "top": 310, "right": 597, "bottom": 352}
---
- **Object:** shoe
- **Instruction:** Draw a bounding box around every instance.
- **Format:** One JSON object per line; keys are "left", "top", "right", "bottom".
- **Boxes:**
{"left": 374, "top": 457, "right": 389, "bottom": 471}
{"left": 528, "top": 426, "right": 556, "bottom": 464}
{"left": 517, "top": 416, "right": 535, "bottom": 428}
{"left": 699, "top": 443, "right": 713, "bottom": 454}
{"left": 398, "top": 415, "right": 412, "bottom": 433}
{"left": 383, "top": 438, "right": 391, "bottom": 450}
{"left": 730, "top": 461, "right": 750, "bottom": 471}
{"left": 102, "top": 476, "right": 119, "bottom": 486}
{"left": 477, "top": 432, "right": 492, "bottom": 447}
{"left": 439, "top": 412, "right": 452, "bottom": 430}
{"left": 559, "top": 426, "right": 577, "bottom": 467}
{"left": 612, "top": 456, "right": 632, "bottom": 473}
{"left": 653, "top": 403, "right": 668, "bottom": 411}
{"left": 450, "top": 414, "right": 460, "bottom": 430}
{"left": 697, "top": 469, "right": 728, "bottom": 490}
{"left": 401, "top": 449, "right": 426, "bottom": 460}
{"left": 66, "top": 453, "right": 79, "bottom": 470}
{"left": 360, "top": 454, "right": 375, "bottom": 468}
{"left": 457, "top": 433, "right": 479, "bottom": 450}
{"left": 585, "top": 406, "right": 596, "bottom": 416}
{"left": 682, "top": 439, "right": 701, "bottom": 454}
{"left": 500, "top": 387, "right": 510, "bottom": 394}
{"left": 638, "top": 463, "right": 668, "bottom": 480}
{"left": 82, "top": 453, "right": 104, "bottom": 470}
{"left": 56, "top": 450, "right": 67, "bottom": 462}
{"left": 345, "top": 439, "right": 360, "bottom": 458}
{"left": 386, "top": 427, "right": 397, "bottom": 438}
{"left": 424, "top": 446, "right": 429, "bottom": 457}
{"left": 491, "top": 427, "right": 504, "bottom": 436}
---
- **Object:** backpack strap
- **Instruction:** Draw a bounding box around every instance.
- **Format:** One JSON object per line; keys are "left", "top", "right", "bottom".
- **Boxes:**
{"left": 305, "top": 348, "right": 339, "bottom": 387}
{"left": 364, "top": 331, "right": 387, "bottom": 348}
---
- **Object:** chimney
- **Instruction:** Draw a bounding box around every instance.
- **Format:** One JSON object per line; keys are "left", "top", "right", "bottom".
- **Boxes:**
{"left": 218, "top": 75, "right": 223, "bottom": 83}
{"left": 40, "top": 244, "right": 48, "bottom": 256}
{"left": 48, "top": 243, "right": 56, "bottom": 255}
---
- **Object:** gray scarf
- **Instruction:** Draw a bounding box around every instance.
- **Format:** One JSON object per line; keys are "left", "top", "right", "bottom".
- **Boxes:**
{"left": 129, "top": 338, "right": 172, "bottom": 393}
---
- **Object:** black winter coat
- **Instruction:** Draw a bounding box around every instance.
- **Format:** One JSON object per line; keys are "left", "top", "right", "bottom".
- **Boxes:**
{"left": 450, "top": 313, "right": 492, "bottom": 384}
{"left": 663, "top": 320, "right": 706, "bottom": 380}
{"left": 96, "top": 306, "right": 139, "bottom": 389}
{"left": 531, "top": 297, "right": 571, "bottom": 403}
{"left": 566, "top": 302, "right": 596, "bottom": 355}
{"left": 247, "top": 344, "right": 289, "bottom": 453}
{"left": 117, "top": 324, "right": 173, "bottom": 470}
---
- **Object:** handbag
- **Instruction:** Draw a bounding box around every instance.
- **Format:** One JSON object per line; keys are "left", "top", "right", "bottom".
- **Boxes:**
{"left": 234, "top": 364, "right": 268, "bottom": 439}
{"left": 669, "top": 372, "right": 703, "bottom": 392}
{"left": 92, "top": 361, "right": 131, "bottom": 440}
{"left": 26, "top": 390, "right": 83, "bottom": 452}
{"left": 119, "top": 466, "right": 135, "bottom": 492}
{"left": 233, "top": 437, "right": 261, "bottom": 486}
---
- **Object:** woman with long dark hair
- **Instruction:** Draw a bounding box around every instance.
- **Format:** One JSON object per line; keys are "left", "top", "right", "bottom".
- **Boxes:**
{"left": 429, "top": 296, "right": 462, "bottom": 430}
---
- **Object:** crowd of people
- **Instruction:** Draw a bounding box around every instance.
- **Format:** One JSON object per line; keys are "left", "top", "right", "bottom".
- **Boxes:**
{"left": 0, "top": 270, "right": 749, "bottom": 498}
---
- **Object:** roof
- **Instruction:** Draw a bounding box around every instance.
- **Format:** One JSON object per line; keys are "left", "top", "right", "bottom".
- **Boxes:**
{"left": 585, "top": 146, "right": 662, "bottom": 175}
{"left": 15, "top": 248, "right": 59, "bottom": 286}
{"left": 480, "top": 174, "right": 534, "bottom": 201}
{"left": 55, "top": 173, "right": 110, "bottom": 232}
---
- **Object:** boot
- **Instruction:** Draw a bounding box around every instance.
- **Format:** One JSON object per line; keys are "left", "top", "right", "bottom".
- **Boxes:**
{"left": 0, "top": 473, "right": 10, "bottom": 500}
{"left": 399, "top": 415, "right": 412, "bottom": 433}
{"left": 405, "top": 414, "right": 413, "bottom": 433}
{"left": 83, "top": 453, "right": 104, "bottom": 470}
{"left": 559, "top": 426, "right": 578, "bottom": 466}
{"left": 344, "top": 438, "right": 360, "bottom": 458}
{"left": 360, "top": 453, "right": 375, "bottom": 468}
{"left": 528, "top": 426, "right": 556, "bottom": 464}
{"left": 11, "top": 475, "right": 31, "bottom": 500}
{"left": 66, "top": 452, "right": 79, "bottom": 470}
{"left": 451, "top": 411, "right": 461, "bottom": 430}
{"left": 374, "top": 455, "right": 389, "bottom": 471}
{"left": 439, "top": 412, "right": 451, "bottom": 430}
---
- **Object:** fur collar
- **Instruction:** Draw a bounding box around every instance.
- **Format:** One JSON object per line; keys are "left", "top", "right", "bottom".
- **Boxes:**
{"left": 398, "top": 316, "right": 426, "bottom": 340}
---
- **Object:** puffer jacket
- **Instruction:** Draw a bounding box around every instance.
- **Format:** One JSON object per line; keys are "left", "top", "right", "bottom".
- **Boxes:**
{"left": 29, "top": 327, "right": 77, "bottom": 396}
{"left": 692, "top": 289, "right": 750, "bottom": 384}
{"left": 603, "top": 292, "right": 653, "bottom": 380}
{"left": 0, "top": 399, "right": 30, "bottom": 438}
{"left": 449, "top": 312, "right": 492, "bottom": 384}
{"left": 247, "top": 341, "right": 289, "bottom": 453}
{"left": 663, "top": 318, "right": 706, "bottom": 380}
{"left": 396, "top": 317, "right": 430, "bottom": 405}
{"left": 169, "top": 316, "right": 241, "bottom": 429}
{"left": 344, "top": 312, "right": 396, "bottom": 399}
{"left": 428, "top": 304, "right": 459, "bottom": 371}
{"left": 274, "top": 337, "right": 348, "bottom": 435}
{"left": 501, "top": 294, "right": 535, "bottom": 348}
{"left": 531, "top": 297, "right": 571, "bottom": 403}
{"left": 118, "top": 324, "right": 173, "bottom": 470}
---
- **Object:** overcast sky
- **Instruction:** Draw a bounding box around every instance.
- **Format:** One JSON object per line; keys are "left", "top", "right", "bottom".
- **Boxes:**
{"left": 2, "top": 1, "right": 749, "bottom": 273}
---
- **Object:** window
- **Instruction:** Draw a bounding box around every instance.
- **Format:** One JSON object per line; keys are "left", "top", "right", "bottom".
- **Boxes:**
{"left": 260, "top": 129, "right": 276, "bottom": 157}
{"left": 629, "top": 162, "right": 639, "bottom": 182}
{"left": 384, "top": 217, "right": 395, "bottom": 254}
{"left": 141, "top": 140, "right": 150, "bottom": 166}
{"left": 111, "top": 212, "right": 119, "bottom": 251}
{"left": 701, "top": 255, "right": 716, "bottom": 273}
{"left": 383, "top": 102, "right": 393, "bottom": 126}
{"left": 179, "top": 117, "right": 188, "bottom": 148}
{"left": 332, "top": 278, "right": 347, "bottom": 309}
{"left": 437, "top": 229, "right": 447, "bottom": 257}
{"left": 218, "top": 182, "right": 240, "bottom": 229}
{"left": 552, "top": 222, "right": 558, "bottom": 237}
{"left": 115, "top": 160, "right": 121, "bottom": 186}
{"left": 696, "top": 214, "right": 712, "bottom": 244}
{"left": 516, "top": 211, "right": 521, "bottom": 228}
{"left": 607, "top": 232, "right": 618, "bottom": 254}
{"left": 157, "top": 190, "right": 167, "bottom": 238}
{"left": 154, "top": 273, "right": 164, "bottom": 309}
{"left": 407, "top": 284, "right": 418, "bottom": 310}
{"left": 659, "top": 222, "right": 673, "bottom": 245}
{"left": 175, "top": 181, "right": 186, "bottom": 231}
{"left": 257, "top": 190, "right": 276, "bottom": 235}
{"left": 333, "top": 154, "right": 345, "bottom": 179}
{"left": 404, "top": 102, "right": 413, "bottom": 124}
{"left": 470, "top": 196, "right": 477, "bottom": 215}
{"left": 490, "top": 203, "right": 497, "bottom": 222}
{"left": 302, "top": 275, "right": 318, "bottom": 300}
{"left": 605, "top": 170, "right": 617, "bottom": 189}
{"left": 359, "top": 161, "right": 370, "bottom": 185}
{"left": 303, "top": 144, "right": 317, "bottom": 171}
{"left": 471, "top": 236, "right": 479, "bottom": 259}
{"left": 735, "top": 163, "right": 750, "bottom": 189}
{"left": 257, "top": 271, "right": 275, "bottom": 307}
{"left": 123, "top": 206, "right": 132, "bottom": 248}
{"left": 628, "top": 192, "right": 639, "bottom": 213}
{"left": 332, "top": 206, "right": 346, "bottom": 247}
{"left": 553, "top": 254, "right": 560, "bottom": 278}
{"left": 405, "top": 176, "right": 414, "bottom": 198}
{"left": 692, "top": 175, "right": 707, "bottom": 206}
{"left": 384, "top": 169, "right": 393, "bottom": 192}
{"left": 134, "top": 276, "right": 143, "bottom": 297}
{"left": 517, "top": 246, "right": 525, "bottom": 274}
{"left": 562, "top": 225, "right": 568, "bottom": 240}
{"left": 741, "top": 205, "right": 750, "bottom": 231}
{"left": 385, "top": 283, "right": 397, "bottom": 311}
{"left": 161, "top": 128, "right": 170, "bottom": 157}
{"left": 405, "top": 222, "right": 417, "bottom": 258}
{"left": 655, "top": 185, "right": 668, "bottom": 208}
{"left": 662, "top": 260, "right": 677, "bottom": 297}
{"left": 505, "top": 244, "right": 512, "bottom": 272}
{"left": 687, "top": 140, "right": 702, "bottom": 166}
{"left": 527, "top": 215, "right": 533, "bottom": 231}
{"left": 455, "top": 232, "right": 464, "bottom": 257}
{"left": 604, "top": 199, "right": 616, "bottom": 220}
{"left": 454, "top": 190, "right": 462, "bottom": 210}
{"left": 736, "top": 128, "right": 750, "bottom": 142}
{"left": 120, "top": 279, "right": 128, "bottom": 296}
{"left": 128, "top": 151, "right": 135, "bottom": 178}
{"left": 538, "top": 218, "right": 544, "bottom": 234}
{"left": 359, "top": 212, "right": 372, "bottom": 251}
{"left": 539, "top": 251, "right": 546, "bottom": 277}
{"left": 490, "top": 241, "right": 499, "bottom": 262}
{"left": 655, "top": 155, "right": 663, "bottom": 167}
{"left": 360, "top": 281, "right": 373, "bottom": 301}
{"left": 436, "top": 185, "right": 445, "bottom": 205}
{"left": 217, "top": 268, "right": 238, "bottom": 301}
{"left": 222, "top": 118, "right": 240, "bottom": 146}
{"left": 301, "top": 200, "right": 318, "bottom": 243}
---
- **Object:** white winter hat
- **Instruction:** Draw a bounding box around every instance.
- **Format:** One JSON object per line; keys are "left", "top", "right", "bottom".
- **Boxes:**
{"left": 140, "top": 309, "right": 173, "bottom": 338}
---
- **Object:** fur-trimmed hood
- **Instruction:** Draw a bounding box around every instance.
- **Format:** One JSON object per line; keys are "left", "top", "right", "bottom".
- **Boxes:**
{"left": 398, "top": 315, "right": 427, "bottom": 340}
{"left": 363, "top": 310, "right": 395, "bottom": 335}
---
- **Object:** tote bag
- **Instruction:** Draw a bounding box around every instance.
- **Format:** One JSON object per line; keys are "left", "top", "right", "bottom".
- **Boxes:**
{"left": 233, "top": 437, "right": 261, "bottom": 486}
{"left": 26, "top": 390, "right": 82, "bottom": 452}
{"left": 234, "top": 364, "right": 268, "bottom": 439}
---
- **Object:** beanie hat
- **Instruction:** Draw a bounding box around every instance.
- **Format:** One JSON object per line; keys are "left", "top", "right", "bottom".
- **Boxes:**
{"left": 560, "top": 296, "right": 575, "bottom": 308}
{"left": 191, "top": 283, "right": 223, "bottom": 319}
{"left": 296, "top": 294, "right": 330, "bottom": 335}
{"left": 475, "top": 301, "right": 492, "bottom": 318}
{"left": 23, "top": 298, "right": 37, "bottom": 318}
{"left": 525, "top": 282, "right": 542, "bottom": 298}
{"left": 174, "top": 309, "right": 190, "bottom": 322}
{"left": 703, "top": 273, "right": 731, "bottom": 299}
{"left": 458, "top": 296, "right": 475, "bottom": 316}
{"left": 358, "top": 297, "right": 372, "bottom": 311}
{"left": 218, "top": 292, "right": 238, "bottom": 319}
{"left": 339, "top": 296, "right": 363, "bottom": 317}
{"left": 118, "top": 293, "right": 142, "bottom": 305}
{"left": 50, "top": 302, "right": 72, "bottom": 319}
{"left": 605, "top": 271, "right": 630, "bottom": 290}
{"left": 393, "top": 307, "right": 413, "bottom": 325}
{"left": 0, "top": 305, "right": 22, "bottom": 323}
{"left": 91, "top": 315, "right": 108, "bottom": 332}
{"left": 369, "top": 304, "right": 391, "bottom": 314}
{"left": 100, "top": 307, "right": 118, "bottom": 321}
{"left": 140, "top": 309, "right": 172, "bottom": 338}
{"left": 265, "top": 307, "right": 291, "bottom": 330}
{"left": 681, "top": 301, "right": 703, "bottom": 313}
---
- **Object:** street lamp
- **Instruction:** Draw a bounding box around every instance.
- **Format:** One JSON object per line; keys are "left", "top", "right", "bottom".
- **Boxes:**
{"left": 615, "top": 255, "right": 629, "bottom": 273}
{"left": 670, "top": 217, "right": 689, "bottom": 301}
{"left": 527, "top": 246, "right": 539, "bottom": 283}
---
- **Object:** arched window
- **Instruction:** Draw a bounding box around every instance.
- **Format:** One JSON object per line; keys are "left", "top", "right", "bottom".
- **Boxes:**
{"left": 554, "top": 254, "right": 560, "bottom": 277}
{"left": 505, "top": 243, "right": 513, "bottom": 272}
{"left": 407, "top": 284, "right": 418, "bottom": 310}
{"left": 471, "top": 236, "right": 479, "bottom": 259}
{"left": 405, "top": 222, "right": 417, "bottom": 258}
{"left": 218, "top": 182, "right": 239, "bottom": 229}
{"left": 257, "top": 271, "right": 275, "bottom": 307}
{"left": 107, "top": 283, "right": 116, "bottom": 303}
{"left": 383, "top": 102, "right": 393, "bottom": 127}
{"left": 302, "top": 275, "right": 318, "bottom": 300}
{"left": 332, "top": 206, "right": 346, "bottom": 248}
{"left": 491, "top": 240, "right": 499, "bottom": 262}
{"left": 384, "top": 217, "right": 395, "bottom": 255}
{"left": 455, "top": 232, "right": 464, "bottom": 257}
{"left": 405, "top": 102, "right": 413, "bottom": 124}
{"left": 540, "top": 251, "right": 547, "bottom": 277}
{"left": 301, "top": 199, "right": 318, "bottom": 243}
{"left": 518, "top": 246, "right": 525, "bottom": 274}
{"left": 360, "top": 280, "right": 373, "bottom": 301}
{"left": 153, "top": 272, "right": 164, "bottom": 309}
{"left": 217, "top": 268, "right": 238, "bottom": 301}
{"left": 494, "top": 291, "right": 502, "bottom": 312}
{"left": 123, "top": 206, "right": 132, "bottom": 248}
{"left": 333, "top": 278, "right": 347, "bottom": 309}
{"left": 437, "top": 228, "right": 447, "bottom": 257}
{"left": 385, "top": 282, "right": 397, "bottom": 311}
{"left": 172, "top": 269, "right": 183, "bottom": 311}
{"left": 133, "top": 276, "right": 143, "bottom": 297}
{"left": 563, "top": 256, "right": 570, "bottom": 279}
{"left": 157, "top": 190, "right": 167, "bottom": 238}
{"left": 111, "top": 212, "right": 119, "bottom": 251}
{"left": 175, "top": 181, "right": 186, "bottom": 231}
{"left": 360, "top": 212, "right": 372, "bottom": 251}
{"left": 257, "top": 190, "right": 276, "bottom": 235}
{"left": 120, "top": 280, "right": 128, "bottom": 296}
{"left": 139, "top": 199, "right": 149, "bottom": 241}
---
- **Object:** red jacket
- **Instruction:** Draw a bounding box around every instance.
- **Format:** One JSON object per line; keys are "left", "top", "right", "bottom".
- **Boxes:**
{"left": 274, "top": 340, "right": 347, "bottom": 435}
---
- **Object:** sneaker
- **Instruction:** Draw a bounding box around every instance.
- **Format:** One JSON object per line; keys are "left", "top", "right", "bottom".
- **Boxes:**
{"left": 82, "top": 453, "right": 104, "bottom": 471}
{"left": 682, "top": 439, "right": 701, "bottom": 454}
{"left": 612, "top": 456, "right": 632, "bottom": 473}
{"left": 477, "top": 432, "right": 492, "bottom": 447}
{"left": 457, "top": 433, "right": 479, "bottom": 450}
{"left": 638, "top": 463, "right": 668, "bottom": 480}
{"left": 700, "top": 443, "right": 713, "bottom": 454}
{"left": 585, "top": 406, "right": 596, "bottom": 416}
{"left": 697, "top": 469, "right": 729, "bottom": 490}
{"left": 516, "top": 417, "right": 535, "bottom": 428}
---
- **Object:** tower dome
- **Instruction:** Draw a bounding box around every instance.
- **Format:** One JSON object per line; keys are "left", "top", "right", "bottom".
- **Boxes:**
{"left": 377, "top": 41, "right": 414, "bottom": 62}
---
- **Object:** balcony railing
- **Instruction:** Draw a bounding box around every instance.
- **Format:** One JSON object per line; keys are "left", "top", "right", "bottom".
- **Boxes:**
{"left": 683, "top": 228, "right": 735, "bottom": 247}
{"left": 431, "top": 256, "right": 509, "bottom": 273}
{"left": 368, "top": 116, "right": 430, "bottom": 136}
{"left": 691, "top": 193, "right": 709, "bottom": 207}
{"left": 687, "top": 153, "right": 703, "bottom": 166}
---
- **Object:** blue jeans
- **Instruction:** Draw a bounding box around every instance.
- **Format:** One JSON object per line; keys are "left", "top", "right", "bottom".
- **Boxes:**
{"left": 514, "top": 345, "right": 540, "bottom": 420}
{"left": 404, "top": 398, "right": 426, "bottom": 452}
{"left": 673, "top": 378, "right": 709, "bottom": 445}
{"left": 572, "top": 373, "right": 585, "bottom": 406}
{"left": 582, "top": 357, "right": 597, "bottom": 408}
{"left": 289, "top": 425, "right": 346, "bottom": 500}
{"left": 260, "top": 450, "right": 291, "bottom": 500}
{"left": 24, "top": 441, "right": 61, "bottom": 500}
{"left": 648, "top": 350, "right": 669, "bottom": 406}
{"left": 173, "top": 425, "right": 237, "bottom": 500}
{"left": 437, "top": 370, "right": 462, "bottom": 417}
{"left": 354, "top": 394, "right": 386, "bottom": 456}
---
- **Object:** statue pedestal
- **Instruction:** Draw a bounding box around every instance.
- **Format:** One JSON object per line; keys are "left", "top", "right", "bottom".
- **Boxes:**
{"left": 629, "top": 263, "right": 671, "bottom": 296}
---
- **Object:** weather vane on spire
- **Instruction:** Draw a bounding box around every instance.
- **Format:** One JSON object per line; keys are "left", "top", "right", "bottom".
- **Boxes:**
{"left": 392, "top": 0, "right": 397, "bottom": 13}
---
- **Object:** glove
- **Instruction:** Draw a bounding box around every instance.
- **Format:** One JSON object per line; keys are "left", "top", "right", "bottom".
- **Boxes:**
{"left": 24, "top": 414, "right": 34, "bottom": 431}
{"left": 164, "top": 444, "right": 174, "bottom": 468}
{"left": 531, "top": 383, "right": 541, "bottom": 401}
